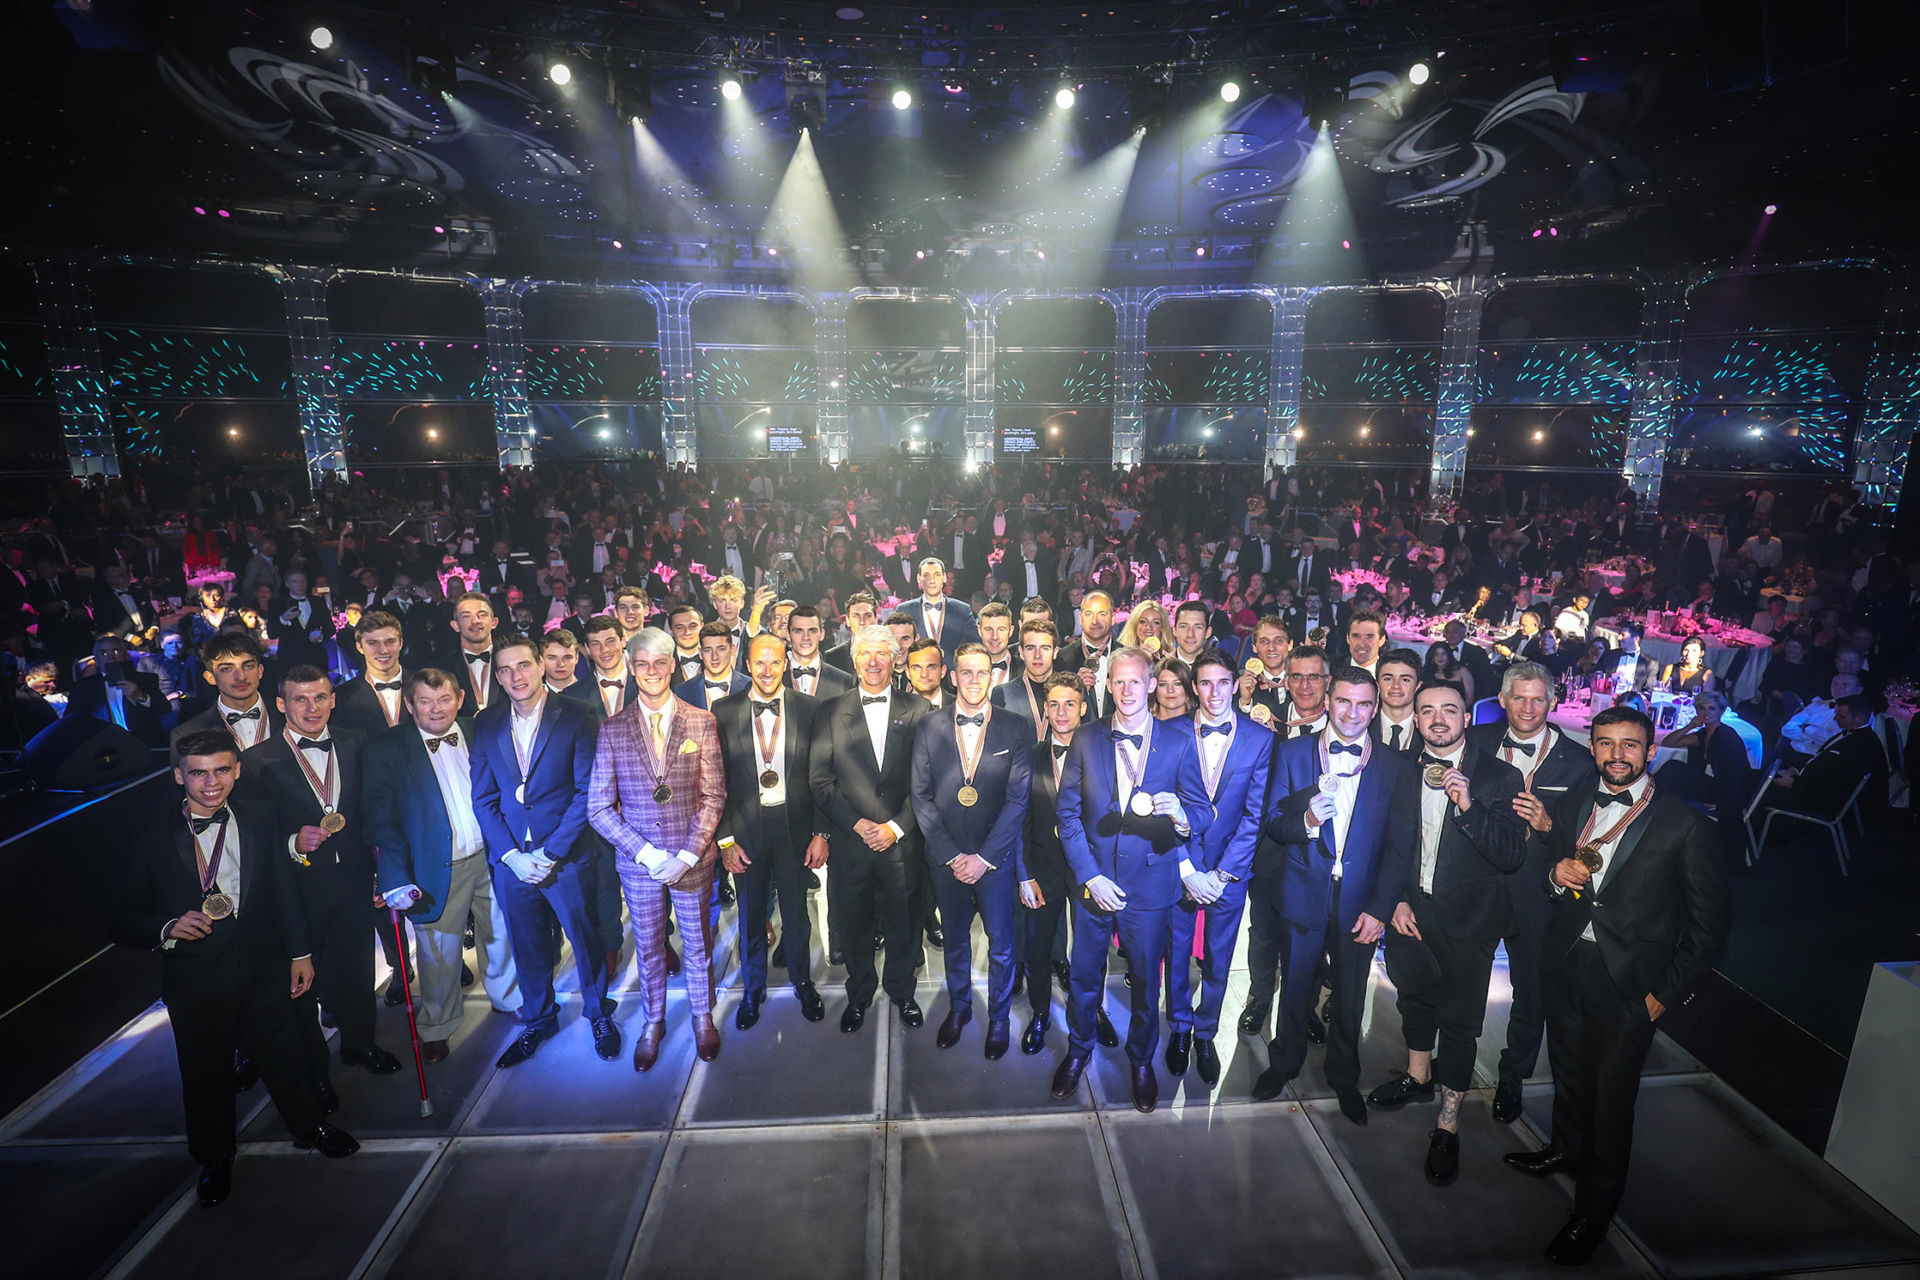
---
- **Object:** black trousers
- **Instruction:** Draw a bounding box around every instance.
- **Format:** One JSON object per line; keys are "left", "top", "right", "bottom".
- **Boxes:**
{"left": 737, "top": 808, "right": 815, "bottom": 996}
{"left": 1269, "top": 888, "right": 1374, "bottom": 1091}
{"left": 1019, "top": 880, "right": 1069, "bottom": 1018}
{"left": 1545, "top": 939, "right": 1660, "bottom": 1227}
{"left": 1397, "top": 902, "right": 1498, "bottom": 1094}
{"left": 836, "top": 842, "right": 922, "bottom": 1008}
{"left": 1245, "top": 867, "right": 1326, "bottom": 1014}
{"left": 305, "top": 883, "right": 377, "bottom": 1070}
{"left": 1497, "top": 903, "right": 1551, "bottom": 1083}
{"left": 167, "top": 943, "right": 322, "bottom": 1165}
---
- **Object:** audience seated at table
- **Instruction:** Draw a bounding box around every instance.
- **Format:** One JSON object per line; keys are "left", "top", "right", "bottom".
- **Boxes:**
{"left": 1766, "top": 694, "right": 1890, "bottom": 820}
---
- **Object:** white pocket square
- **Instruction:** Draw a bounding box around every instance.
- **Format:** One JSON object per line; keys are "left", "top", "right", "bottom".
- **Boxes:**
{"left": 1536, "top": 784, "right": 1568, "bottom": 792}
{"left": 992, "top": 749, "right": 1009, "bottom": 756}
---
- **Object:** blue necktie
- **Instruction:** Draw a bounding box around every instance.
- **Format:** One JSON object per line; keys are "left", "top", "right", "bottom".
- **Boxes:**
{"left": 1329, "top": 740, "right": 1362, "bottom": 756}
{"left": 1110, "top": 731, "right": 1142, "bottom": 748}
{"left": 1200, "top": 721, "right": 1232, "bottom": 737}
{"left": 957, "top": 713, "right": 985, "bottom": 727}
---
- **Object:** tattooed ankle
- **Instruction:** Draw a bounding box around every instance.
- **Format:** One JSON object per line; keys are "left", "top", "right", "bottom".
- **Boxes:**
{"left": 1438, "top": 1086, "right": 1463, "bottom": 1128}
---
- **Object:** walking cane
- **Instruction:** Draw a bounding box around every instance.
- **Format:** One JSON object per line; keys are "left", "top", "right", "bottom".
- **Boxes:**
{"left": 389, "top": 905, "right": 435, "bottom": 1117}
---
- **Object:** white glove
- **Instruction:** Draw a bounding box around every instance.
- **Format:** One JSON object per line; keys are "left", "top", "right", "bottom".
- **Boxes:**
{"left": 383, "top": 884, "right": 422, "bottom": 910}
{"left": 502, "top": 851, "right": 549, "bottom": 884}
{"left": 1151, "top": 792, "right": 1190, "bottom": 831}
{"left": 1181, "top": 868, "right": 1220, "bottom": 905}
{"left": 1307, "top": 791, "right": 1338, "bottom": 827}
{"left": 652, "top": 856, "right": 690, "bottom": 886}
{"left": 1084, "top": 875, "right": 1128, "bottom": 913}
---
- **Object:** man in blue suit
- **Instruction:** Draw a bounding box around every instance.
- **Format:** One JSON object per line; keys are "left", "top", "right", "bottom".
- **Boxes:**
{"left": 469, "top": 633, "right": 618, "bottom": 1069}
{"left": 1165, "top": 650, "right": 1271, "bottom": 1088}
{"left": 363, "top": 668, "right": 519, "bottom": 1064}
{"left": 899, "top": 557, "right": 977, "bottom": 662}
{"left": 911, "top": 642, "right": 1033, "bottom": 1060}
{"left": 1250, "top": 667, "right": 1417, "bottom": 1125}
{"left": 674, "top": 619, "right": 750, "bottom": 709}
{"left": 1050, "top": 645, "right": 1212, "bottom": 1113}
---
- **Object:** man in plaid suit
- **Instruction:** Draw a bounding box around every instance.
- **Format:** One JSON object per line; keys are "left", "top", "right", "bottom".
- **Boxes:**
{"left": 589, "top": 626, "right": 728, "bottom": 1071}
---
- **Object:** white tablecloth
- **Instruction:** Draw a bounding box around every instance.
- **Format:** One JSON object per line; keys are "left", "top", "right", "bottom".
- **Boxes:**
{"left": 1636, "top": 632, "right": 1772, "bottom": 703}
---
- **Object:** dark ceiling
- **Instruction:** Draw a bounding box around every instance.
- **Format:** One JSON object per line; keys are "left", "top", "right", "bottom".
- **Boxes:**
{"left": 3, "top": 0, "right": 1915, "bottom": 283}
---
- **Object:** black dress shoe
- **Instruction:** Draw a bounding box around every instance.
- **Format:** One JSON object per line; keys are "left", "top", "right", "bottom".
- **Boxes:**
{"left": 464, "top": 916, "right": 476, "bottom": 949}
{"left": 1425, "top": 1128, "right": 1460, "bottom": 1186}
{"left": 796, "top": 983, "right": 826, "bottom": 1022}
{"left": 829, "top": 949, "right": 847, "bottom": 967}
{"left": 936, "top": 1007, "right": 970, "bottom": 1048}
{"left": 1337, "top": 1087, "right": 1370, "bottom": 1126}
{"left": 495, "top": 1025, "right": 552, "bottom": 1068}
{"left": 293, "top": 1122, "right": 360, "bottom": 1157}
{"left": 1546, "top": 1216, "right": 1607, "bottom": 1265}
{"left": 1367, "top": 1072, "right": 1435, "bottom": 1109}
{"left": 1094, "top": 1006, "right": 1120, "bottom": 1048}
{"left": 1052, "top": 959, "right": 1072, "bottom": 988}
{"left": 1193, "top": 1038, "right": 1221, "bottom": 1087}
{"left": 805, "top": 869, "right": 821, "bottom": 890}
{"left": 312, "top": 1077, "right": 338, "bottom": 1115}
{"left": 984, "top": 1019, "right": 1011, "bottom": 1060}
{"left": 1493, "top": 1076, "right": 1524, "bottom": 1124}
{"left": 346, "top": 1045, "right": 402, "bottom": 1075}
{"left": 1020, "top": 1015, "right": 1050, "bottom": 1055}
{"left": 460, "top": 963, "right": 474, "bottom": 989}
{"left": 197, "top": 1157, "right": 232, "bottom": 1208}
{"left": 897, "top": 999, "right": 925, "bottom": 1029}
{"left": 1010, "top": 967, "right": 1025, "bottom": 998}
{"left": 384, "top": 979, "right": 406, "bottom": 1007}
{"left": 1503, "top": 1146, "right": 1574, "bottom": 1178}
{"left": 1304, "top": 1008, "right": 1326, "bottom": 1045}
{"left": 232, "top": 1055, "right": 258, "bottom": 1095}
{"left": 840, "top": 1003, "right": 869, "bottom": 1033}
{"left": 1250, "top": 1065, "right": 1292, "bottom": 1102}
{"left": 1050, "top": 1052, "right": 1090, "bottom": 1099}
{"left": 735, "top": 995, "right": 762, "bottom": 1030}
{"left": 1237, "top": 1000, "right": 1271, "bottom": 1037}
{"left": 1164, "top": 1031, "right": 1192, "bottom": 1077}
{"left": 590, "top": 1016, "right": 622, "bottom": 1061}
{"left": 925, "top": 925, "right": 944, "bottom": 948}
{"left": 1122, "top": 970, "right": 1134, "bottom": 989}
{"left": 1130, "top": 1061, "right": 1159, "bottom": 1113}
{"left": 718, "top": 879, "right": 736, "bottom": 906}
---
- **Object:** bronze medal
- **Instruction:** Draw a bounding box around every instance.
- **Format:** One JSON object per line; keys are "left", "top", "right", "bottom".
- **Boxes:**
{"left": 1422, "top": 763, "right": 1448, "bottom": 789}
{"left": 1576, "top": 844, "right": 1604, "bottom": 873}
{"left": 760, "top": 769, "right": 780, "bottom": 789}
{"left": 320, "top": 811, "right": 346, "bottom": 834}
{"left": 1319, "top": 772, "right": 1340, "bottom": 795}
{"left": 654, "top": 783, "right": 673, "bottom": 804}
{"left": 1128, "top": 790, "right": 1155, "bottom": 818}
{"left": 202, "top": 892, "right": 235, "bottom": 920}
{"left": 957, "top": 785, "right": 979, "bottom": 807}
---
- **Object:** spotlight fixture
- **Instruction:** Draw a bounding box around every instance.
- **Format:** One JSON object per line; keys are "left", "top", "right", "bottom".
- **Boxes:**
{"left": 548, "top": 61, "right": 572, "bottom": 86}
{"left": 309, "top": 25, "right": 334, "bottom": 51}
{"left": 1219, "top": 80, "right": 1242, "bottom": 103}
{"left": 1054, "top": 86, "right": 1076, "bottom": 109}
{"left": 720, "top": 73, "right": 742, "bottom": 100}
{"left": 1304, "top": 80, "right": 1346, "bottom": 130}
{"left": 611, "top": 62, "right": 653, "bottom": 125}
{"left": 891, "top": 87, "right": 913, "bottom": 110}
{"left": 1531, "top": 429, "right": 1545, "bottom": 442}
{"left": 407, "top": 31, "right": 459, "bottom": 98}
{"left": 1408, "top": 61, "right": 1430, "bottom": 85}
{"left": 1764, "top": 203, "right": 1778, "bottom": 215}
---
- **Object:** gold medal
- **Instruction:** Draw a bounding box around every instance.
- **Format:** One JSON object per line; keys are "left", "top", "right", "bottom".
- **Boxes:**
{"left": 1319, "top": 772, "right": 1340, "bottom": 795}
{"left": 1249, "top": 704, "right": 1274, "bottom": 726}
{"left": 320, "top": 811, "right": 346, "bottom": 834}
{"left": 957, "top": 785, "right": 979, "bottom": 807}
{"left": 1422, "top": 763, "right": 1448, "bottom": 789}
{"left": 1128, "top": 790, "right": 1156, "bottom": 818}
{"left": 202, "top": 892, "right": 235, "bottom": 920}
{"left": 760, "top": 769, "right": 780, "bottom": 789}
{"left": 1142, "top": 635, "right": 1161, "bottom": 654}
{"left": 1576, "top": 844, "right": 1604, "bottom": 873}
{"left": 1243, "top": 657, "right": 1266, "bottom": 678}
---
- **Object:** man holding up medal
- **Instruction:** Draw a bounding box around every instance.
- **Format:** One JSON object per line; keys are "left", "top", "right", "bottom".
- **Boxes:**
{"left": 910, "top": 642, "right": 1033, "bottom": 1059}
{"left": 1051, "top": 645, "right": 1211, "bottom": 1113}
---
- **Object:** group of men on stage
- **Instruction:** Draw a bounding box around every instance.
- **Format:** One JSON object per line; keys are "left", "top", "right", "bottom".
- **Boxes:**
{"left": 113, "top": 555, "right": 1728, "bottom": 1266}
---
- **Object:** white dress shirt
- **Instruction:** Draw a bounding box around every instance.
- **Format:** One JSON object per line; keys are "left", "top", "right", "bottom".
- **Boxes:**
{"left": 951, "top": 533, "right": 967, "bottom": 570}
{"left": 1498, "top": 725, "right": 1551, "bottom": 785}
{"left": 509, "top": 696, "right": 543, "bottom": 778}
{"left": 858, "top": 689, "right": 906, "bottom": 842}
{"left": 753, "top": 693, "right": 789, "bottom": 808}
{"left": 595, "top": 664, "right": 631, "bottom": 718}
{"left": 1323, "top": 733, "right": 1366, "bottom": 875}
{"left": 921, "top": 596, "right": 946, "bottom": 641}
{"left": 789, "top": 659, "right": 822, "bottom": 696}
{"left": 421, "top": 724, "right": 486, "bottom": 859}
{"left": 1021, "top": 559, "right": 1040, "bottom": 597}
{"left": 1111, "top": 714, "right": 1151, "bottom": 811}
{"left": 219, "top": 695, "right": 268, "bottom": 749}
{"left": 1417, "top": 741, "right": 1466, "bottom": 894}
{"left": 1378, "top": 710, "right": 1416, "bottom": 753}
{"left": 163, "top": 808, "right": 249, "bottom": 950}
{"left": 1572, "top": 773, "right": 1652, "bottom": 942}
{"left": 462, "top": 649, "right": 494, "bottom": 710}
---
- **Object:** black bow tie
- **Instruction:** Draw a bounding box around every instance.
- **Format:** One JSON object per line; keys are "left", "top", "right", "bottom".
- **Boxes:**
{"left": 189, "top": 808, "right": 231, "bottom": 834}
{"left": 1110, "top": 730, "right": 1142, "bottom": 748}
{"left": 1051, "top": 741, "right": 1070, "bottom": 758}
{"left": 465, "top": 651, "right": 490, "bottom": 665}
{"left": 706, "top": 681, "right": 730, "bottom": 691}
{"left": 793, "top": 666, "right": 817, "bottom": 679}
{"left": 1595, "top": 788, "right": 1633, "bottom": 807}
{"left": 296, "top": 737, "right": 332, "bottom": 753}
{"left": 1419, "top": 752, "right": 1452, "bottom": 769}
{"left": 1200, "top": 721, "right": 1233, "bottom": 737}
{"left": 600, "top": 679, "right": 624, "bottom": 690}
{"left": 862, "top": 694, "right": 889, "bottom": 705}
{"left": 990, "top": 660, "right": 1008, "bottom": 671}
{"left": 957, "top": 713, "right": 984, "bottom": 727}
{"left": 1502, "top": 736, "right": 1538, "bottom": 757}
{"left": 372, "top": 680, "right": 402, "bottom": 692}
{"left": 427, "top": 732, "right": 459, "bottom": 753}
{"left": 752, "top": 699, "right": 780, "bottom": 715}
{"left": 1329, "top": 740, "right": 1362, "bottom": 756}
{"left": 225, "top": 708, "right": 260, "bottom": 724}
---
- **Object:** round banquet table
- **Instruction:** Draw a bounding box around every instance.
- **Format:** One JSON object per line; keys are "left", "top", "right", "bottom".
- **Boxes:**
{"left": 1632, "top": 627, "right": 1772, "bottom": 704}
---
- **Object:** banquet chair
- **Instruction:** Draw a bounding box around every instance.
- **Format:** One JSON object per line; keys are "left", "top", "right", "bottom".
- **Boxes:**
{"left": 1472, "top": 697, "right": 1503, "bottom": 726}
{"left": 1754, "top": 771, "right": 1868, "bottom": 877}
{"left": 1740, "top": 761, "right": 1780, "bottom": 864}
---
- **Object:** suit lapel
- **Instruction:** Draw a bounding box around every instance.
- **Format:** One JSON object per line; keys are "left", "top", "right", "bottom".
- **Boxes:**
{"left": 1602, "top": 792, "right": 1659, "bottom": 885}
{"left": 171, "top": 816, "right": 199, "bottom": 881}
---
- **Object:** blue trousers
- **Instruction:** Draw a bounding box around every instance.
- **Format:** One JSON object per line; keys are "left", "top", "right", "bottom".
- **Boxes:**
{"left": 1166, "top": 890, "right": 1247, "bottom": 1039}
{"left": 930, "top": 863, "right": 1017, "bottom": 1023}
{"left": 1067, "top": 898, "right": 1171, "bottom": 1063}
{"left": 492, "top": 854, "right": 610, "bottom": 1035}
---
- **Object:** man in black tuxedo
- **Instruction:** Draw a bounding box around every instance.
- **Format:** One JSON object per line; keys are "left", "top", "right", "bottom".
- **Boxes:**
{"left": 332, "top": 610, "right": 409, "bottom": 738}
{"left": 1765, "top": 693, "right": 1889, "bottom": 820}
{"left": 270, "top": 571, "right": 336, "bottom": 671}
{"left": 1372, "top": 649, "right": 1424, "bottom": 756}
{"left": 240, "top": 665, "right": 403, "bottom": 1088}
{"left": 666, "top": 602, "right": 708, "bottom": 685}
{"left": 1504, "top": 705, "right": 1728, "bottom": 1266}
{"left": 809, "top": 624, "right": 933, "bottom": 1033}
{"left": 1016, "top": 672, "right": 1104, "bottom": 1054}
{"left": 1365, "top": 681, "right": 1525, "bottom": 1186}
{"left": 974, "top": 602, "right": 1023, "bottom": 692}
{"left": 992, "top": 617, "right": 1059, "bottom": 738}
{"left": 441, "top": 591, "right": 504, "bottom": 716}
{"left": 716, "top": 634, "right": 831, "bottom": 1029}
{"left": 108, "top": 731, "right": 358, "bottom": 1207}
{"left": 910, "top": 643, "right": 1033, "bottom": 1059}
{"left": 1468, "top": 662, "right": 1595, "bottom": 1123}
{"left": 174, "top": 632, "right": 280, "bottom": 752}
{"left": 1288, "top": 541, "right": 1330, "bottom": 598}
{"left": 822, "top": 591, "right": 879, "bottom": 675}
{"left": 90, "top": 565, "right": 152, "bottom": 638}
{"left": 569, "top": 616, "right": 641, "bottom": 720}
{"left": 1004, "top": 536, "right": 1058, "bottom": 605}
{"left": 66, "top": 635, "right": 169, "bottom": 746}
{"left": 1057, "top": 591, "right": 1117, "bottom": 720}
{"left": 784, "top": 605, "right": 854, "bottom": 700}
{"left": 475, "top": 539, "right": 522, "bottom": 600}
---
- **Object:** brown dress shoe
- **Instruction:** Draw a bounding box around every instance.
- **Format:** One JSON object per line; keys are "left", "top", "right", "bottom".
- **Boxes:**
{"left": 633, "top": 1020, "right": 667, "bottom": 1072}
{"left": 420, "top": 1039, "right": 450, "bottom": 1066}
{"left": 664, "top": 940, "right": 682, "bottom": 976}
{"left": 693, "top": 1014, "right": 721, "bottom": 1062}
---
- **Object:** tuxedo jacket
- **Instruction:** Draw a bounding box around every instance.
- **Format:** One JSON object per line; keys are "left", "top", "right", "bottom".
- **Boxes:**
{"left": 1372, "top": 714, "right": 1425, "bottom": 757}
{"left": 1402, "top": 742, "right": 1528, "bottom": 943}
{"left": 713, "top": 688, "right": 831, "bottom": 855}
{"left": 900, "top": 597, "right": 978, "bottom": 661}
{"left": 1260, "top": 734, "right": 1417, "bottom": 930}
{"left": 66, "top": 672, "right": 169, "bottom": 746}
{"left": 1024, "top": 735, "right": 1075, "bottom": 895}
{"left": 441, "top": 646, "right": 507, "bottom": 716}
{"left": 173, "top": 698, "right": 286, "bottom": 751}
{"left": 107, "top": 795, "right": 309, "bottom": 998}
{"left": 588, "top": 698, "right": 726, "bottom": 892}
{"left": 240, "top": 727, "right": 372, "bottom": 922}
{"left": 563, "top": 670, "right": 642, "bottom": 720}
{"left": 469, "top": 694, "right": 598, "bottom": 865}
{"left": 1182, "top": 713, "right": 1272, "bottom": 899}
{"left": 1468, "top": 720, "right": 1593, "bottom": 922}
{"left": 1003, "top": 555, "right": 1058, "bottom": 603}
{"left": 910, "top": 703, "right": 1033, "bottom": 879}
{"left": 1546, "top": 786, "right": 1729, "bottom": 1010}
{"left": 783, "top": 660, "right": 855, "bottom": 701}
{"left": 673, "top": 670, "right": 749, "bottom": 710}
{"left": 809, "top": 687, "right": 933, "bottom": 862}
{"left": 1055, "top": 638, "right": 1117, "bottom": 720}
{"left": 1793, "top": 725, "right": 1889, "bottom": 816}
{"left": 1056, "top": 715, "right": 1212, "bottom": 911}
{"left": 990, "top": 674, "right": 1053, "bottom": 738}
{"left": 333, "top": 669, "right": 409, "bottom": 739}
{"left": 362, "top": 716, "right": 479, "bottom": 923}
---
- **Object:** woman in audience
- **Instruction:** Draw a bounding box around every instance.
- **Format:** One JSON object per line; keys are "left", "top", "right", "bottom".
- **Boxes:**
{"left": 1665, "top": 636, "right": 1715, "bottom": 694}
